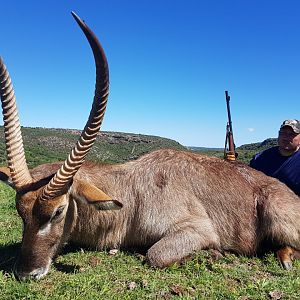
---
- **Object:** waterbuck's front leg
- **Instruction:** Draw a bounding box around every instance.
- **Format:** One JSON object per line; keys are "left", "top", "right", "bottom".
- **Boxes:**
{"left": 146, "top": 218, "right": 220, "bottom": 268}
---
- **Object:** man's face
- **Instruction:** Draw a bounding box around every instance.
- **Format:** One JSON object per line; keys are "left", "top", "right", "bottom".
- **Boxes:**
{"left": 278, "top": 126, "right": 300, "bottom": 154}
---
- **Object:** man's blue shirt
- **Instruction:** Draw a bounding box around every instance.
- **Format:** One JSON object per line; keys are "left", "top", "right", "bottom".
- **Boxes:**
{"left": 250, "top": 147, "right": 300, "bottom": 196}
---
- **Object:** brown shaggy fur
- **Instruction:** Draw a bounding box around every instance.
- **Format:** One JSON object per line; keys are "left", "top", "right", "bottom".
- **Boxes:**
{"left": 5, "top": 148, "right": 300, "bottom": 279}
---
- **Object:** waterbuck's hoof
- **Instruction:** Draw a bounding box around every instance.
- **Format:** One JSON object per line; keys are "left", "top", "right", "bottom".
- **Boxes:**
{"left": 282, "top": 261, "right": 293, "bottom": 270}
{"left": 276, "top": 246, "right": 295, "bottom": 270}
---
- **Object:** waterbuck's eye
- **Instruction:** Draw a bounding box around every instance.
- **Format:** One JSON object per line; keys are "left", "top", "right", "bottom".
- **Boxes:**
{"left": 51, "top": 205, "right": 66, "bottom": 222}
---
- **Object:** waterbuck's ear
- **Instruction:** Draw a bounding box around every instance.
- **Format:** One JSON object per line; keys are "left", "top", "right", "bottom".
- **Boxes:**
{"left": 0, "top": 167, "right": 15, "bottom": 189}
{"left": 70, "top": 180, "right": 123, "bottom": 210}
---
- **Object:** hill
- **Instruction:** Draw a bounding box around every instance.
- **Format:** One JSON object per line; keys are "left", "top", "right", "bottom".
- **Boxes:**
{"left": 235, "top": 138, "right": 277, "bottom": 163}
{"left": 0, "top": 127, "right": 186, "bottom": 168}
{"left": 0, "top": 126, "right": 277, "bottom": 167}
{"left": 238, "top": 138, "right": 277, "bottom": 151}
{"left": 187, "top": 138, "right": 278, "bottom": 164}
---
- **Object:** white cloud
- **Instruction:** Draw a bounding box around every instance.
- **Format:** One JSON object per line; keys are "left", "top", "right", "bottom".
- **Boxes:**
{"left": 247, "top": 128, "right": 255, "bottom": 132}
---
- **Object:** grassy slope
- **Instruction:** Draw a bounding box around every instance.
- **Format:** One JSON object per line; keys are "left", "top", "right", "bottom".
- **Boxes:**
{"left": 0, "top": 127, "right": 186, "bottom": 168}
{"left": 2, "top": 129, "right": 300, "bottom": 298}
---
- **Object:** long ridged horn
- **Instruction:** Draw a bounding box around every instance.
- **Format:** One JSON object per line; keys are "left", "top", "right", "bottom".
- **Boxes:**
{"left": 0, "top": 58, "right": 33, "bottom": 189}
{"left": 39, "top": 12, "right": 109, "bottom": 201}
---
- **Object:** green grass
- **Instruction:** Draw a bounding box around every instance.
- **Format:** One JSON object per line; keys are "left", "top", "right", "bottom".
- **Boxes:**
{"left": 1, "top": 182, "right": 300, "bottom": 299}
{"left": 0, "top": 128, "right": 294, "bottom": 298}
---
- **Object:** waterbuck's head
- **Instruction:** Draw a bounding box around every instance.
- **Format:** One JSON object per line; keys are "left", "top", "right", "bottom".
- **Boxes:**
{"left": 0, "top": 12, "right": 122, "bottom": 280}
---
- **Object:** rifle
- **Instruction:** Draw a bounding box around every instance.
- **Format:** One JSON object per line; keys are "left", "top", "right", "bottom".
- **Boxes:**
{"left": 224, "top": 91, "right": 236, "bottom": 161}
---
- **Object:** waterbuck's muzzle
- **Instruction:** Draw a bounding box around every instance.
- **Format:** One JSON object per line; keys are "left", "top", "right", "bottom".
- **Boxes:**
{"left": 14, "top": 256, "right": 51, "bottom": 281}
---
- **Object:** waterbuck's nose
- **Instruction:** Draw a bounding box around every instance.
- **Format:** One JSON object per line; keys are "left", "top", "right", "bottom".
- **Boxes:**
{"left": 15, "top": 266, "right": 49, "bottom": 281}
{"left": 14, "top": 256, "right": 51, "bottom": 281}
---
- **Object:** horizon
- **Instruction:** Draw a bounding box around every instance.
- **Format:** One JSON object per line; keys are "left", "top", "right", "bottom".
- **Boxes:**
{"left": 0, "top": 1, "right": 299, "bottom": 148}
{"left": 0, "top": 124, "right": 276, "bottom": 149}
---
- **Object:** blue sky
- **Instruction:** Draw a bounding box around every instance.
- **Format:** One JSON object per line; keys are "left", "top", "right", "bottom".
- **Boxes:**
{"left": 1, "top": 1, "right": 300, "bottom": 147}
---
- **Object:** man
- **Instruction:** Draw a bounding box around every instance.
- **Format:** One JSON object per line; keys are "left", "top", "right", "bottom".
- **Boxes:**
{"left": 250, "top": 119, "right": 300, "bottom": 196}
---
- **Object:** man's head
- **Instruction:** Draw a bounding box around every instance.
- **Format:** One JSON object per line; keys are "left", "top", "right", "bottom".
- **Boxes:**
{"left": 278, "top": 119, "right": 300, "bottom": 156}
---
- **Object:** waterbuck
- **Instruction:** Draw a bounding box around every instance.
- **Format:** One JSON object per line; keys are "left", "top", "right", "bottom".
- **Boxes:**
{"left": 1, "top": 12, "right": 300, "bottom": 281}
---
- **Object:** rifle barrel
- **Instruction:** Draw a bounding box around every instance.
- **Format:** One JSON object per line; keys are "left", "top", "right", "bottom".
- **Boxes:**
{"left": 225, "top": 91, "right": 233, "bottom": 134}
